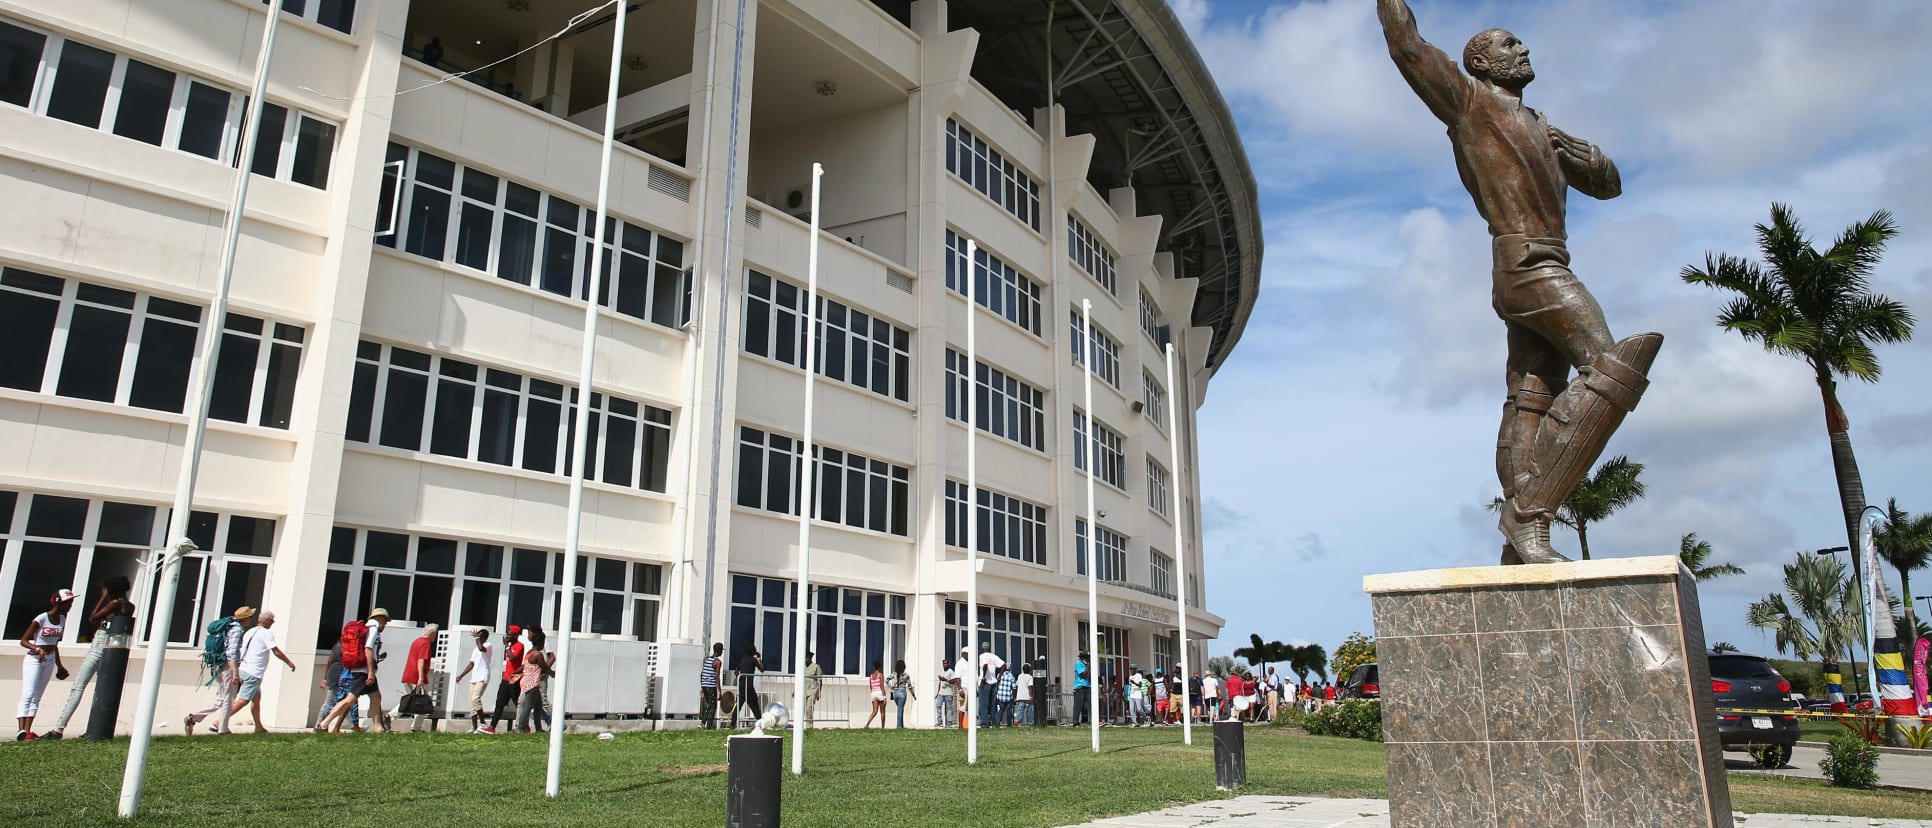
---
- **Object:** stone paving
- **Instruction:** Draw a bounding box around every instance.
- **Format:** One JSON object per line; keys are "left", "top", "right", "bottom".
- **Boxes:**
{"left": 1060, "top": 796, "right": 1932, "bottom": 828}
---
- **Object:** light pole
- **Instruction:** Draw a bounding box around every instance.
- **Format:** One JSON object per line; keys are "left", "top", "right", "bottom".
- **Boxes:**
{"left": 1813, "top": 545, "right": 1872, "bottom": 701}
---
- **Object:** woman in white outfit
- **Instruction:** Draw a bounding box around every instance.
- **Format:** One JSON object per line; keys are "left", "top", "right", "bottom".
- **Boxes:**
{"left": 17, "top": 588, "right": 76, "bottom": 741}
{"left": 43, "top": 576, "right": 135, "bottom": 739}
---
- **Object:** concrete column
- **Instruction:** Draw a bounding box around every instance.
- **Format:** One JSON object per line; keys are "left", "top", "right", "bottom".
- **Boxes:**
{"left": 257, "top": 0, "right": 410, "bottom": 730}
{"left": 515, "top": 38, "right": 574, "bottom": 116}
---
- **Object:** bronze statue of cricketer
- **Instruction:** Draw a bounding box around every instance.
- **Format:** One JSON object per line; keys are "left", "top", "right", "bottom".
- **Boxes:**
{"left": 1376, "top": 0, "right": 1663, "bottom": 565}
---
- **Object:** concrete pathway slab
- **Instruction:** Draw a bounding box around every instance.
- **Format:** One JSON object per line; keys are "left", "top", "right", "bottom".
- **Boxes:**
{"left": 1727, "top": 745, "right": 1932, "bottom": 792}
{"left": 1061, "top": 796, "right": 1932, "bottom": 828}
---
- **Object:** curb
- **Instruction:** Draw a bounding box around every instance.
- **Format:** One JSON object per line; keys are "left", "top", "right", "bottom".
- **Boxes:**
{"left": 1796, "top": 739, "right": 1932, "bottom": 758}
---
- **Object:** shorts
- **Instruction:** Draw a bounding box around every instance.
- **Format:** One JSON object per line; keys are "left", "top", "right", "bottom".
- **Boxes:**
{"left": 469, "top": 682, "right": 487, "bottom": 713}
{"left": 352, "top": 672, "right": 379, "bottom": 697}
{"left": 237, "top": 673, "right": 263, "bottom": 701}
{"left": 870, "top": 690, "right": 887, "bottom": 702}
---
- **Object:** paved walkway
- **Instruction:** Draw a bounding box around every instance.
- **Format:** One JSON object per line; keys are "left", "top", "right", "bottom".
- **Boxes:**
{"left": 1727, "top": 745, "right": 1932, "bottom": 791}
{"left": 1061, "top": 796, "right": 1932, "bottom": 828}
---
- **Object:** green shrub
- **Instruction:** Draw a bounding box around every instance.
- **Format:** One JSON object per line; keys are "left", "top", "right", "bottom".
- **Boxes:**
{"left": 1272, "top": 706, "right": 1306, "bottom": 729}
{"left": 1302, "top": 700, "right": 1383, "bottom": 742}
{"left": 1819, "top": 732, "right": 1881, "bottom": 789}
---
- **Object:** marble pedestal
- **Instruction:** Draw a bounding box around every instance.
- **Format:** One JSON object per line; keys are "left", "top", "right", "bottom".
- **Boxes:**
{"left": 1363, "top": 556, "right": 1732, "bottom": 828}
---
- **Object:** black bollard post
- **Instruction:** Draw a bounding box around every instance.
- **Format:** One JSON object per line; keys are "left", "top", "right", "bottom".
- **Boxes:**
{"left": 1212, "top": 720, "right": 1246, "bottom": 790}
{"left": 726, "top": 733, "right": 782, "bottom": 827}
{"left": 85, "top": 614, "right": 136, "bottom": 742}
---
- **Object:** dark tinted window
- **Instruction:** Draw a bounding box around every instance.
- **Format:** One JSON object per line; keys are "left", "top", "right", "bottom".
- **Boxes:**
{"left": 0, "top": 21, "right": 45, "bottom": 109}
{"left": 46, "top": 40, "right": 113, "bottom": 127}
{"left": 1709, "top": 655, "right": 1779, "bottom": 680}
{"left": 178, "top": 82, "right": 230, "bottom": 159}
{"left": 112, "top": 59, "right": 174, "bottom": 145}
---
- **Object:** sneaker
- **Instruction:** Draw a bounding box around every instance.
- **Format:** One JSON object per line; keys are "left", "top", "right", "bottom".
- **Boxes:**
{"left": 40, "top": 731, "right": 62, "bottom": 740}
{"left": 19, "top": 731, "right": 37, "bottom": 741}
{"left": 477, "top": 726, "right": 495, "bottom": 734}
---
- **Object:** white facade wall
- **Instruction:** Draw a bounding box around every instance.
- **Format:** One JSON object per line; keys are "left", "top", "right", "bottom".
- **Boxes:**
{"left": 0, "top": 0, "right": 1231, "bottom": 733}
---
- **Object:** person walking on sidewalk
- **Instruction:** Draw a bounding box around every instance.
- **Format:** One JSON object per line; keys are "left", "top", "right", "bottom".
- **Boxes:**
{"left": 16, "top": 589, "right": 76, "bottom": 741}
{"left": 803, "top": 652, "right": 823, "bottom": 728}
{"left": 452, "top": 627, "right": 493, "bottom": 733}
{"left": 734, "top": 646, "right": 764, "bottom": 729}
{"left": 44, "top": 578, "right": 133, "bottom": 739}
{"left": 1014, "top": 662, "right": 1035, "bottom": 727}
{"left": 399, "top": 623, "right": 440, "bottom": 732}
{"left": 227, "top": 610, "right": 295, "bottom": 732}
{"left": 888, "top": 660, "right": 915, "bottom": 729}
{"left": 184, "top": 605, "right": 249, "bottom": 736}
{"left": 488, "top": 626, "right": 525, "bottom": 733}
{"left": 936, "top": 658, "right": 957, "bottom": 728}
{"left": 1071, "top": 651, "right": 1091, "bottom": 727}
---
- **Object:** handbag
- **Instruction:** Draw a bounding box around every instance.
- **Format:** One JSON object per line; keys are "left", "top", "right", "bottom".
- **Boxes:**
{"left": 398, "top": 690, "right": 436, "bottom": 715}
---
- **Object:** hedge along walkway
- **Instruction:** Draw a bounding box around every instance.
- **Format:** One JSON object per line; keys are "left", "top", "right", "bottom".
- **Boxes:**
{"left": 1, "top": 727, "right": 1923, "bottom": 826}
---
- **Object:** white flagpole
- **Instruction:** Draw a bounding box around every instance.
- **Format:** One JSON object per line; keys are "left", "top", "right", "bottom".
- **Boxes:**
{"left": 547, "top": 0, "right": 625, "bottom": 798}
{"left": 965, "top": 239, "right": 980, "bottom": 764}
{"left": 790, "top": 162, "right": 824, "bottom": 775}
{"left": 119, "top": 5, "right": 283, "bottom": 817}
{"left": 1164, "top": 341, "right": 1192, "bottom": 745}
{"left": 1082, "top": 299, "right": 1100, "bottom": 752}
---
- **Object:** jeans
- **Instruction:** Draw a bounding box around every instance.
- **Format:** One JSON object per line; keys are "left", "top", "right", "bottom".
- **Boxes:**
{"left": 937, "top": 694, "right": 956, "bottom": 727}
{"left": 1127, "top": 696, "right": 1142, "bottom": 726}
{"left": 1016, "top": 700, "right": 1033, "bottom": 726}
{"left": 51, "top": 635, "right": 107, "bottom": 731}
{"left": 995, "top": 700, "right": 1013, "bottom": 727}
{"left": 516, "top": 687, "right": 543, "bottom": 732}
{"left": 978, "top": 684, "right": 997, "bottom": 727}
{"left": 321, "top": 671, "right": 361, "bottom": 729}
{"left": 1072, "top": 686, "right": 1090, "bottom": 725}
{"left": 891, "top": 690, "right": 907, "bottom": 728}
{"left": 698, "top": 686, "right": 719, "bottom": 729}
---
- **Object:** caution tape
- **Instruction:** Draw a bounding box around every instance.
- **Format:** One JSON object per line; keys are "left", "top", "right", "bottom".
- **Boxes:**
{"left": 1715, "top": 707, "right": 1894, "bottom": 720}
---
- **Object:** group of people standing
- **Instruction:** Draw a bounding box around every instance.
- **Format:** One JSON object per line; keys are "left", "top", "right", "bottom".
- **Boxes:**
{"left": 937, "top": 643, "right": 1034, "bottom": 729}
{"left": 15, "top": 581, "right": 137, "bottom": 741}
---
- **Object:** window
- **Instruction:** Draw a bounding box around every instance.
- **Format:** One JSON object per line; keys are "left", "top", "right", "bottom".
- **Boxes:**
{"left": 743, "top": 270, "right": 912, "bottom": 403}
{"left": 1068, "top": 215, "right": 1118, "bottom": 295}
{"left": 1069, "top": 309, "right": 1121, "bottom": 388}
{"left": 1072, "top": 411, "right": 1127, "bottom": 490}
{"left": 728, "top": 574, "right": 906, "bottom": 676}
{"left": 0, "top": 489, "right": 270, "bottom": 646}
{"left": 944, "top": 230, "right": 1041, "bottom": 336}
{"left": 263, "top": 0, "right": 356, "bottom": 34}
{"left": 944, "top": 601, "right": 1046, "bottom": 674}
{"left": 1142, "top": 372, "right": 1167, "bottom": 430}
{"left": 734, "top": 426, "right": 910, "bottom": 537}
{"left": 944, "top": 119, "right": 1040, "bottom": 230}
{"left": 1139, "top": 287, "right": 1164, "bottom": 344}
{"left": 943, "top": 480, "right": 1047, "bottom": 566}
{"left": 1152, "top": 630, "right": 1177, "bottom": 677}
{"left": 347, "top": 341, "right": 673, "bottom": 491}
{"left": 1147, "top": 457, "right": 1171, "bottom": 518}
{"left": 1077, "top": 621, "right": 1130, "bottom": 687}
{"left": 1074, "top": 519, "right": 1128, "bottom": 582}
{"left": 1150, "top": 549, "right": 1174, "bottom": 599}
{"left": 376, "top": 143, "right": 690, "bottom": 330}
{"left": 0, "top": 18, "right": 337, "bottom": 188}
{"left": 0, "top": 267, "right": 304, "bottom": 427}
{"left": 321, "top": 527, "right": 662, "bottom": 648}
{"left": 944, "top": 350, "right": 1045, "bottom": 451}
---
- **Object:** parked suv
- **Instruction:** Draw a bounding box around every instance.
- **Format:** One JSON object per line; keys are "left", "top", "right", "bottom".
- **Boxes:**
{"left": 1340, "top": 663, "right": 1379, "bottom": 700}
{"left": 1707, "top": 651, "right": 1800, "bottom": 769}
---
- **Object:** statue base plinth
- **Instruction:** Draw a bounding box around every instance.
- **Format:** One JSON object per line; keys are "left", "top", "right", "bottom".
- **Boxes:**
{"left": 1363, "top": 556, "right": 1733, "bottom": 827}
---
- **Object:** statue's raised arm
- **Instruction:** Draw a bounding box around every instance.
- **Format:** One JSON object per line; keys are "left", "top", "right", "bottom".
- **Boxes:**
{"left": 1377, "top": 0, "right": 1467, "bottom": 125}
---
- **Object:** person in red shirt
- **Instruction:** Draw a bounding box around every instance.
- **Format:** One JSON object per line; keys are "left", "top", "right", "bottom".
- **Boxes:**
{"left": 398, "top": 624, "right": 439, "bottom": 732}
{"left": 1224, "top": 672, "right": 1244, "bottom": 721}
{"left": 488, "top": 626, "right": 525, "bottom": 733}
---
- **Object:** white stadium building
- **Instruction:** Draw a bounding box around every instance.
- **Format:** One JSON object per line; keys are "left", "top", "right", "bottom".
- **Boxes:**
{"left": 0, "top": 0, "right": 1259, "bottom": 730}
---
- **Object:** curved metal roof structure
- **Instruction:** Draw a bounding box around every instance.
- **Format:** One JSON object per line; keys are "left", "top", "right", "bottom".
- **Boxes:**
{"left": 943, "top": 0, "right": 1262, "bottom": 375}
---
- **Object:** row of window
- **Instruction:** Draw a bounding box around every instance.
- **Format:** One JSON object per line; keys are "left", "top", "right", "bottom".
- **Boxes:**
{"left": 1, "top": 267, "right": 305, "bottom": 429}
{"left": 347, "top": 341, "right": 673, "bottom": 492}
{"left": 943, "top": 349, "right": 1046, "bottom": 452}
{"left": 1068, "top": 215, "right": 1118, "bottom": 295}
{"left": 1074, "top": 519, "right": 1129, "bottom": 582}
{"left": 1072, "top": 411, "right": 1127, "bottom": 490}
{"left": 944, "top": 601, "right": 1047, "bottom": 676}
{"left": 734, "top": 426, "right": 911, "bottom": 537}
{"left": 323, "top": 526, "right": 662, "bottom": 648}
{"left": 376, "top": 144, "right": 690, "bottom": 330}
{"left": 0, "top": 489, "right": 272, "bottom": 646}
{"left": 944, "top": 230, "right": 1044, "bottom": 337}
{"left": 728, "top": 574, "right": 908, "bottom": 677}
{"left": 942, "top": 480, "right": 1049, "bottom": 567}
{"left": 0, "top": 18, "right": 337, "bottom": 189}
{"left": 743, "top": 270, "right": 912, "bottom": 403}
{"left": 1070, "top": 308, "right": 1122, "bottom": 388}
{"left": 264, "top": 0, "right": 357, "bottom": 34}
{"left": 945, "top": 119, "right": 1041, "bottom": 231}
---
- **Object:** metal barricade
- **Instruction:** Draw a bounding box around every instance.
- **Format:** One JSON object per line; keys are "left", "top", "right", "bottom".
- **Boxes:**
{"left": 747, "top": 675, "right": 854, "bottom": 727}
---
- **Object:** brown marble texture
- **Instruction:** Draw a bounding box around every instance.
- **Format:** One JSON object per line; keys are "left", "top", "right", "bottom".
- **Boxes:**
{"left": 1367, "top": 556, "right": 1733, "bottom": 828}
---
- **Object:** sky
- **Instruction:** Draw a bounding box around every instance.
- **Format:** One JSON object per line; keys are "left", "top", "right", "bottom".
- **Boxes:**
{"left": 1181, "top": 0, "right": 1932, "bottom": 669}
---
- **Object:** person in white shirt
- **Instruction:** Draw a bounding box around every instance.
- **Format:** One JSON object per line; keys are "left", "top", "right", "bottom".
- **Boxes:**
{"left": 976, "top": 643, "right": 1005, "bottom": 728}
{"left": 1202, "top": 671, "right": 1221, "bottom": 720}
{"left": 226, "top": 610, "right": 295, "bottom": 732}
{"left": 452, "top": 627, "right": 494, "bottom": 733}
{"left": 936, "top": 659, "right": 957, "bottom": 729}
{"left": 1126, "top": 666, "right": 1147, "bottom": 727}
{"left": 1014, "top": 662, "right": 1035, "bottom": 727}
{"left": 952, "top": 647, "right": 974, "bottom": 729}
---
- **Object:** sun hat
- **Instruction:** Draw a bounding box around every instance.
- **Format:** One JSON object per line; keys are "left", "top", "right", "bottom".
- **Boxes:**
{"left": 232, "top": 606, "right": 256, "bottom": 620}
{"left": 369, "top": 607, "right": 390, "bottom": 620}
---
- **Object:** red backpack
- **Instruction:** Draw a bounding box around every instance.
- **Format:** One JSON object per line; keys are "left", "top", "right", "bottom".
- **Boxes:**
{"left": 339, "top": 620, "right": 370, "bottom": 670}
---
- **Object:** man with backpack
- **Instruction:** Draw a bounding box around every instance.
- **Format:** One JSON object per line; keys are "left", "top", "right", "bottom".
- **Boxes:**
{"left": 320, "top": 608, "right": 391, "bottom": 733}
{"left": 183, "top": 606, "right": 250, "bottom": 735}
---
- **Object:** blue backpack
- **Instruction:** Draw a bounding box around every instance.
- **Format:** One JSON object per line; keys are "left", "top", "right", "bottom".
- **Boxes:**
{"left": 199, "top": 616, "right": 238, "bottom": 686}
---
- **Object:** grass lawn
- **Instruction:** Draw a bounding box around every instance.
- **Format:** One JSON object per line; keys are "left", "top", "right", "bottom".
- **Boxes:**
{"left": 0, "top": 726, "right": 1921, "bottom": 826}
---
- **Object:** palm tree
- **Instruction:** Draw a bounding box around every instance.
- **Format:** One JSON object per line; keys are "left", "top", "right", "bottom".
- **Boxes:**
{"left": 1233, "top": 634, "right": 1294, "bottom": 678}
{"left": 1679, "top": 533, "right": 1745, "bottom": 582}
{"left": 1746, "top": 552, "right": 1860, "bottom": 689}
{"left": 1681, "top": 204, "right": 1913, "bottom": 583}
{"left": 1287, "top": 643, "right": 1328, "bottom": 684}
{"left": 1487, "top": 455, "right": 1646, "bottom": 559}
{"left": 1876, "top": 498, "right": 1932, "bottom": 654}
{"left": 1711, "top": 642, "right": 1741, "bottom": 653}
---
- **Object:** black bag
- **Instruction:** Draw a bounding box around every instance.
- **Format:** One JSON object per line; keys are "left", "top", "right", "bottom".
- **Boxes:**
{"left": 398, "top": 690, "right": 436, "bottom": 715}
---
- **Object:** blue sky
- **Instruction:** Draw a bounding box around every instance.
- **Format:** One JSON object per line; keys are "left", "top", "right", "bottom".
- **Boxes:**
{"left": 1181, "top": 0, "right": 1932, "bottom": 668}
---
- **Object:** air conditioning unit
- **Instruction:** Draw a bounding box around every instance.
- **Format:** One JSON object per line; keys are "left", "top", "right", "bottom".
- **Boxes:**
{"left": 1130, "top": 401, "right": 1145, "bottom": 413}
{"left": 782, "top": 185, "right": 811, "bottom": 222}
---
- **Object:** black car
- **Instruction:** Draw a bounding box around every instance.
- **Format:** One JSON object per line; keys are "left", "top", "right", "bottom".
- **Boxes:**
{"left": 1340, "top": 663, "right": 1379, "bottom": 700}
{"left": 1708, "top": 651, "right": 1800, "bottom": 768}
